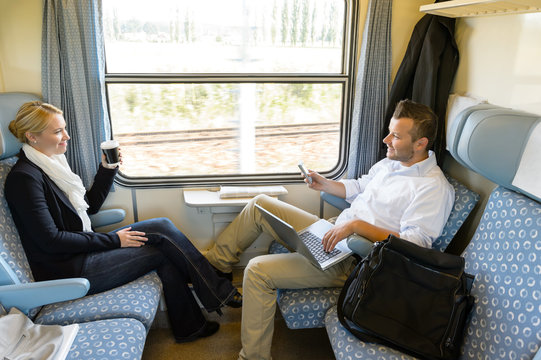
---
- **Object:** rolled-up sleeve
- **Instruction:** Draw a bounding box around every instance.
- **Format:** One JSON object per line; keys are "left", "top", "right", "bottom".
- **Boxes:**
{"left": 339, "top": 179, "right": 364, "bottom": 202}
{"left": 339, "top": 165, "right": 379, "bottom": 203}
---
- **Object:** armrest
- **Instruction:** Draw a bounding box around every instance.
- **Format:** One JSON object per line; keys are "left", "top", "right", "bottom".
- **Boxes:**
{"left": 320, "top": 192, "right": 350, "bottom": 211}
{"left": 89, "top": 208, "right": 126, "bottom": 228}
{"left": 319, "top": 191, "right": 351, "bottom": 218}
{"left": 0, "top": 278, "right": 89, "bottom": 314}
{"left": 346, "top": 234, "right": 373, "bottom": 258}
{"left": 0, "top": 256, "right": 20, "bottom": 286}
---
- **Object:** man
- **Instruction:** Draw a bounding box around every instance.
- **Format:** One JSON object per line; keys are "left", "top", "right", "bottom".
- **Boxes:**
{"left": 205, "top": 100, "right": 455, "bottom": 360}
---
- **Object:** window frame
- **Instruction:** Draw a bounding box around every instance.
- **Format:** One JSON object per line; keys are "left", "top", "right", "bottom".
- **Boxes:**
{"left": 104, "top": 0, "right": 359, "bottom": 188}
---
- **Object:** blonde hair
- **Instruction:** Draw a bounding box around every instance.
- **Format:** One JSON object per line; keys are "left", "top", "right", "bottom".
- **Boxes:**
{"left": 9, "top": 101, "right": 63, "bottom": 144}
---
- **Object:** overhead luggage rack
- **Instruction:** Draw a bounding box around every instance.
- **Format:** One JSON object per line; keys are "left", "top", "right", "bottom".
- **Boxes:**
{"left": 420, "top": 0, "right": 541, "bottom": 18}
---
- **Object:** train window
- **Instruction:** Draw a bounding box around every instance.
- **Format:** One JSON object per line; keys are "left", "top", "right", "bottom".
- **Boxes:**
{"left": 103, "top": 0, "right": 357, "bottom": 183}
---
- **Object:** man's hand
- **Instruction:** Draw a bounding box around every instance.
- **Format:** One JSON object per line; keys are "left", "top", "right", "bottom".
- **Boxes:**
{"left": 305, "top": 170, "right": 327, "bottom": 191}
{"left": 323, "top": 220, "right": 399, "bottom": 252}
{"left": 304, "top": 170, "right": 347, "bottom": 199}
{"left": 322, "top": 221, "right": 354, "bottom": 252}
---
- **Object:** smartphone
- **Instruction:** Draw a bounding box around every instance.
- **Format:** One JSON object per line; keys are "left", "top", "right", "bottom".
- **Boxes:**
{"left": 298, "top": 161, "right": 312, "bottom": 184}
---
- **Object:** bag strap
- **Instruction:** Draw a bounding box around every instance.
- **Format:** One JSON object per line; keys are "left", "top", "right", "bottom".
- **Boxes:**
{"left": 336, "top": 239, "right": 386, "bottom": 325}
{"left": 336, "top": 261, "right": 360, "bottom": 331}
{"left": 336, "top": 260, "right": 383, "bottom": 344}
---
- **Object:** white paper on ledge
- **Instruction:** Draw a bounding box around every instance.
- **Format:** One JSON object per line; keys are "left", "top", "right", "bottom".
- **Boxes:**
{"left": 219, "top": 185, "right": 288, "bottom": 199}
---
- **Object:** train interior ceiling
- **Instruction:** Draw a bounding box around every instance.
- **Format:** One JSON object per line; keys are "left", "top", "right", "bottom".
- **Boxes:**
{"left": 1, "top": 0, "right": 540, "bottom": 359}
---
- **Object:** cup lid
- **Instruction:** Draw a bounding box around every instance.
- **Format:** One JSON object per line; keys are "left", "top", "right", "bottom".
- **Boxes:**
{"left": 100, "top": 140, "right": 119, "bottom": 149}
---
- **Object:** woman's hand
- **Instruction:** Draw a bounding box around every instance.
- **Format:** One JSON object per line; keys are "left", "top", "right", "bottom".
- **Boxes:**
{"left": 101, "top": 148, "right": 122, "bottom": 169}
{"left": 117, "top": 227, "right": 147, "bottom": 247}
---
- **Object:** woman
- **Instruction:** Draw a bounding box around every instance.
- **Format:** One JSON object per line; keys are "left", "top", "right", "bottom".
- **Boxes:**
{"left": 5, "top": 101, "right": 241, "bottom": 343}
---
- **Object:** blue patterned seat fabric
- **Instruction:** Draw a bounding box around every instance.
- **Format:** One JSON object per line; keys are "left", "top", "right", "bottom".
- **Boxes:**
{"left": 325, "top": 186, "right": 541, "bottom": 359}
{"left": 325, "top": 306, "right": 418, "bottom": 360}
{"left": 0, "top": 158, "right": 34, "bottom": 285}
{"left": 66, "top": 318, "right": 147, "bottom": 360}
{"left": 433, "top": 174, "right": 480, "bottom": 251}
{"left": 269, "top": 174, "right": 479, "bottom": 330}
{"left": 0, "top": 156, "right": 162, "bottom": 332}
{"left": 35, "top": 272, "right": 161, "bottom": 330}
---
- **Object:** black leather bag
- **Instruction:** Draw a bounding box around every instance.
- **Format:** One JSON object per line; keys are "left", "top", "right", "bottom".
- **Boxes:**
{"left": 337, "top": 235, "right": 474, "bottom": 360}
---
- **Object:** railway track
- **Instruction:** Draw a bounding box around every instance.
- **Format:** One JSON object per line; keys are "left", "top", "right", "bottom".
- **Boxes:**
{"left": 116, "top": 122, "right": 339, "bottom": 145}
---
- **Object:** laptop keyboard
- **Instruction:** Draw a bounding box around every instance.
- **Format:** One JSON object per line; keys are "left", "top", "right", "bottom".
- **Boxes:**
{"left": 300, "top": 232, "right": 341, "bottom": 263}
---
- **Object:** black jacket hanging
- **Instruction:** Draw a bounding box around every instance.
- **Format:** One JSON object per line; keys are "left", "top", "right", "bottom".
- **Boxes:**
{"left": 381, "top": 14, "right": 458, "bottom": 165}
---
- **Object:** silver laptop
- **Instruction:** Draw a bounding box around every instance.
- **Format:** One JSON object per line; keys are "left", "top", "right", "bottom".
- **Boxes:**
{"left": 255, "top": 204, "right": 352, "bottom": 270}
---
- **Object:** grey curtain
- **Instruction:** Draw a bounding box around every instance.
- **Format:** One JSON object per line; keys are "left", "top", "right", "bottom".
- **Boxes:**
{"left": 347, "top": 0, "right": 392, "bottom": 179}
{"left": 42, "top": 0, "right": 110, "bottom": 187}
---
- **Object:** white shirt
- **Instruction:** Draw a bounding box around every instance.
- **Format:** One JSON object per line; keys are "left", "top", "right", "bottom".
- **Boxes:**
{"left": 335, "top": 151, "right": 454, "bottom": 248}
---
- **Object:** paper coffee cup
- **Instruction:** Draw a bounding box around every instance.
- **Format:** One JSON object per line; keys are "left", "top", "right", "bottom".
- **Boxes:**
{"left": 100, "top": 140, "right": 120, "bottom": 165}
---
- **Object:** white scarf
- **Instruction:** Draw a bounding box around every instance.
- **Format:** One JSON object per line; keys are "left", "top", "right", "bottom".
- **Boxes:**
{"left": 22, "top": 144, "right": 93, "bottom": 232}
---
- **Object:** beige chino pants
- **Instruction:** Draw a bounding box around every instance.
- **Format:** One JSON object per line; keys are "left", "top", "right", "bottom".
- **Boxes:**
{"left": 205, "top": 194, "right": 355, "bottom": 360}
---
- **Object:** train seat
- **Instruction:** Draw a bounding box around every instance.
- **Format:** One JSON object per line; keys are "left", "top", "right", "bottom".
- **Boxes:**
{"left": 325, "top": 105, "right": 541, "bottom": 359}
{"left": 0, "top": 92, "right": 162, "bottom": 359}
{"left": 1, "top": 301, "right": 148, "bottom": 360}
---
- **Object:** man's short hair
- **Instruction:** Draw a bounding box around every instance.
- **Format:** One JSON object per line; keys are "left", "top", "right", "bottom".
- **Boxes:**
{"left": 392, "top": 99, "right": 438, "bottom": 150}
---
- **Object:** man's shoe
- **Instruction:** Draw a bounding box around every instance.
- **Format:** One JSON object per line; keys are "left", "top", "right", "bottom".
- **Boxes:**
{"left": 226, "top": 290, "right": 242, "bottom": 308}
{"left": 175, "top": 321, "right": 220, "bottom": 343}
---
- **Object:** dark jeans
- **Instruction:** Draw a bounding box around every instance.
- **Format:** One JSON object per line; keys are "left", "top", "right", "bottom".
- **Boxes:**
{"left": 80, "top": 217, "right": 236, "bottom": 339}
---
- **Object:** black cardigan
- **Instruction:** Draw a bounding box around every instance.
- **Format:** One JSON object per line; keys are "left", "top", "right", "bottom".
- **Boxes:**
{"left": 5, "top": 150, "right": 120, "bottom": 281}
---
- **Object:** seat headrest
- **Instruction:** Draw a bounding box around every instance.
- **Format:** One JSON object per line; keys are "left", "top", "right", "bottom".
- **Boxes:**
{"left": 0, "top": 92, "right": 41, "bottom": 160}
{"left": 447, "top": 105, "right": 540, "bottom": 202}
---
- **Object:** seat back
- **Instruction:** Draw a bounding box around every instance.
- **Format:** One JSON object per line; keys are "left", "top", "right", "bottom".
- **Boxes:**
{"left": 0, "top": 157, "right": 35, "bottom": 286}
{"left": 0, "top": 93, "right": 41, "bottom": 158}
{"left": 0, "top": 93, "right": 41, "bottom": 286}
{"left": 449, "top": 106, "right": 540, "bottom": 202}
{"left": 432, "top": 174, "right": 479, "bottom": 251}
{"left": 460, "top": 186, "right": 540, "bottom": 359}
{"left": 448, "top": 104, "right": 541, "bottom": 359}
